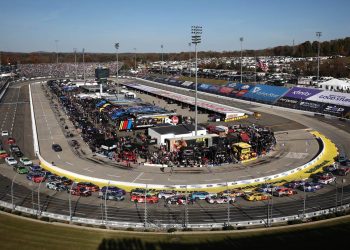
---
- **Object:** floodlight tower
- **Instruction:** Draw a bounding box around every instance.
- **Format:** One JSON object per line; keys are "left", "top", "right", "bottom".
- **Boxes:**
{"left": 161, "top": 44, "right": 164, "bottom": 75}
{"left": 240, "top": 37, "right": 244, "bottom": 83}
{"left": 114, "top": 43, "right": 120, "bottom": 100}
{"left": 134, "top": 48, "right": 137, "bottom": 71}
{"left": 73, "top": 48, "right": 77, "bottom": 79}
{"left": 55, "top": 40, "right": 59, "bottom": 64}
{"left": 191, "top": 25, "right": 202, "bottom": 136}
{"left": 188, "top": 42, "right": 192, "bottom": 77}
{"left": 316, "top": 32, "right": 322, "bottom": 84}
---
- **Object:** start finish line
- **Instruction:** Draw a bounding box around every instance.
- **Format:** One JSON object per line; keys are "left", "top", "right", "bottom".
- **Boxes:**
{"left": 123, "top": 82, "right": 253, "bottom": 119}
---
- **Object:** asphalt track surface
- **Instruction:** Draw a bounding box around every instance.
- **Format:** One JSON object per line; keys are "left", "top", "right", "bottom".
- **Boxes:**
{"left": 31, "top": 82, "right": 319, "bottom": 185}
{"left": 0, "top": 79, "right": 350, "bottom": 226}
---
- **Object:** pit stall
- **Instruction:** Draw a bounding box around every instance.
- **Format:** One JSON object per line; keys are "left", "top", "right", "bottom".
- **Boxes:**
{"left": 123, "top": 82, "right": 253, "bottom": 121}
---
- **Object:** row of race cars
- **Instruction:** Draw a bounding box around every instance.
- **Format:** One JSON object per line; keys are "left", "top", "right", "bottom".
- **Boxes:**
{"left": 3, "top": 152, "right": 349, "bottom": 204}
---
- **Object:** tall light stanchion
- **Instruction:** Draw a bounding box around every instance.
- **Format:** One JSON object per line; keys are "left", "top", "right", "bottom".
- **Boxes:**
{"left": 68, "top": 182, "right": 75, "bottom": 223}
{"left": 73, "top": 48, "right": 77, "bottom": 80}
{"left": 37, "top": 172, "right": 46, "bottom": 215}
{"left": 316, "top": 32, "right": 322, "bottom": 84}
{"left": 270, "top": 188, "right": 273, "bottom": 227}
{"left": 11, "top": 172, "right": 19, "bottom": 210}
{"left": 55, "top": 40, "right": 59, "bottom": 64}
{"left": 188, "top": 42, "right": 192, "bottom": 77}
{"left": 104, "top": 181, "right": 110, "bottom": 226}
{"left": 144, "top": 184, "right": 148, "bottom": 228}
{"left": 134, "top": 48, "right": 137, "bottom": 71}
{"left": 82, "top": 48, "right": 86, "bottom": 83}
{"left": 303, "top": 183, "right": 306, "bottom": 219}
{"left": 161, "top": 44, "right": 164, "bottom": 75}
{"left": 335, "top": 179, "right": 338, "bottom": 211}
{"left": 191, "top": 25, "right": 202, "bottom": 136}
{"left": 114, "top": 43, "right": 120, "bottom": 100}
{"left": 226, "top": 182, "right": 230, "bottom": 226}
{"left": 341, "top": 179, "right": 346, "bottom": 209}
{"left": 240, "top": 37, "right": 244, "bottom": 84}
{"left": 185, "top": 186, "right": 189, "bottom": 228}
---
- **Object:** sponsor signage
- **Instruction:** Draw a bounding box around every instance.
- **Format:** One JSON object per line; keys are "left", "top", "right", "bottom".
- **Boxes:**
{"left": 219, "top": 87, "right": 234, "bottom": 94}
{"left": 307, "top": 91, "right": 350, "bottom": 107}
{"left": 198, "top": 83, "right": 212, "bottom": 90}
{"left": 298, "top": 100, "right": 323, "bottom": 112}
{"left": 322, "top": 105, "right": 349, "bottom": 116}
{"left": 283, "top": 87, "right": 322, "bottom": 100}
{"left": 244, "top": 84, "right": 289, "bottom": 103}
{"left": 277, "top": 97, "right": 299, "bottom": 105}
{"left": 208, "top": 85, "right": 221, "bottom": 93}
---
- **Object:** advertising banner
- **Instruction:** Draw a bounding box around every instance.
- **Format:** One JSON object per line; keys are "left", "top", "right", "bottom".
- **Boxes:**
{"left": 322, "top": 105, "right": 350, "bottom": 116}
{"left": 276, "top": 97, "right": 300, "bottom": 108}
{"left": 219, "top": 87, "right": 234, "bottom": 95}
{"left": 298, "top": 100, "right": 324, "bottom": 112}
{"left": 181, "top": 81, "right": 194, "bottom": 87}
{"left": 198, "top": 83, "right": 212, "bottom": 90}
{"left": 283, "top": 87, "right": 322, "bottom": 100}
{"left": 307, "top": 91, "right": 350, "bottom": 107}
{"left": 244, "top": 84, "right": 289, "bottom": 103}
{"left": 208, "top": 85, "right": 221, "bottom": 93}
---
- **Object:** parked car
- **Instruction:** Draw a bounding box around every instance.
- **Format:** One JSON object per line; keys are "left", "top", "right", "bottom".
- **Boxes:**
{"left": 19, "top": 157, "right": 33, "bottom": 166}
{"left": 52, "top": 144, "right": 62, "bottom": 152}
{"left": 244, "top": 192, "right": 271, "bottom": 201}
{"left": 273, "top": 187, "right": 297, "bottom": 197}
{"left": 13, "top": 165, "right": 29, "bottom": 174}
{"left": 5, "top": 157, "right": 18, "bottom": 166}
{"left": 0, "top": 150, "right": 9, "bottom": 159}
{"left": 1, "top": 130, "right": 9, "bottom": 136}
{"left": 70, "top": 187, "right": 91, "bottom": 197}
{"left": 206, "top": 195, "right": 235, "bottom": 204}
{"left": 46, "top": 182, "right": 68, "bottom": 191}
{"left": 130, "top": 195, "right": 159, "bottom": 203}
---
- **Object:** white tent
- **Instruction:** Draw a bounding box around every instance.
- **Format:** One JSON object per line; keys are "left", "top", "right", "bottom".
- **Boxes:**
{"left": 318, "top": 79, "right": 350, "bottom": 91}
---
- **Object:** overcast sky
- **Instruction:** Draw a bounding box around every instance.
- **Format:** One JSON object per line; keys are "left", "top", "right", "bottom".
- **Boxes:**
{"left": 1, "top": 0, "right": 350, "bottom": 53}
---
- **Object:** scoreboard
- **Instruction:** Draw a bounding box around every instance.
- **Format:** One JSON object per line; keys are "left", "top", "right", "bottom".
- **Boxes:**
{"left": 95, "top": 67, "right": 110, "bottom": 79}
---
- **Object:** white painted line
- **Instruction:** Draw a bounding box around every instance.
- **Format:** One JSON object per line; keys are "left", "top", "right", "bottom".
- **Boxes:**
{"left": 138, "top": 178, "right": 153, "bottom": 181}
{"left": 107, "top": 174, "right": 121, "bottom": 178}
{"left": 83, "top": 168, "right": 94, "bottom": 173}
{"left": 167, "top": 178, "right": 187, "bottom": 182}
{"left": 132, "top": 172, "right": 144, "bottom": 183}
{"left": 57, "top": 154, "right": 61, "bottom": 159}
{"left": 265, "top": 169, "right": 277, "bottom": 174}
{"left": 65, "top": 161, "right": 74, "bottom": 166}
{"left": 204, "top": 179, "right": 222, "bottom": 181}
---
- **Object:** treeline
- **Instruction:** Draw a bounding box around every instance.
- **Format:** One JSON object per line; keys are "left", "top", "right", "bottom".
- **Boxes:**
{"left": 1, "top": 37, "right": 350, "bottom": 66}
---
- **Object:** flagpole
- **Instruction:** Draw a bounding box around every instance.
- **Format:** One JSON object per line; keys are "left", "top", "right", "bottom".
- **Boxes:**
{"left": 255, "top": 55, "right": 257, "bottom": 84}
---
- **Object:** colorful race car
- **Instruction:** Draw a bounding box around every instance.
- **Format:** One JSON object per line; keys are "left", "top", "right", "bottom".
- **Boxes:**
{"left": 98, "top": 192, "right": 125, "bottom": 201}
{"left": 76, "top": 182, "right": 99, "bottom": 192}
{"left": 5, "top": 157, "right": 18, "bottom": 166}
{"left": 26, "top": 173, "right": 45, "bottom": 183}
{"left": 46, "top": 182, "right": 68, "bottom": 191}
{"left": 70, "top": 187, "right": 92, "bottom": 197}
{"left": 190, "top": 192, "right": 210, "bottom": 201}
{"left": 0, "top": 150, "right": 9, "bottom": 159}
{"left": 100, "top": 186, "right": 126, "bottom": 195}
{"left": 13, "top": 165, "right": 29, "bottom": 174}
{"left": 315, "top": 173, "right": 336, "bottom": 185}
{"left": 273, "top": 187, "right": 297, "bottom": 197}
{"left": 256, "top": 184, "right": 277, "bottom": 193}
{"left": 284, "top": 180, "right": 306, "bottom": 189}
{"left": 219, "top": 189, "right": 245, "bottom": 198}
{"left": 299, "top": 182, "right": 323, "bottom": 192}
{"left": 206, "top": 195, "right": 235, "bottom": 204}
{"left": 244, "top": 192, "right": 271, "bottom": 201}
{"left": 19, "top": 157, "right": 33, "bottom": 166}
{"left": 130, "top": 195, "right": 159, "bottom": 203}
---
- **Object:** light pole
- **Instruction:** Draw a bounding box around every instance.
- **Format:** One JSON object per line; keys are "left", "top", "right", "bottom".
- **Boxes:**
{"left": 55, "top": 40, "right": 59, "bottom": 64}
{"left": 335, "top": 179, "right": 338, "bottom": 211}
{"left": 185, "top": 186, "right": 189, "bottom": 228}
{"left": 161, "top": 44, "right": 164, "bottom": 75}
{"left": 82, "top": 48, "right": 86, "bottom": 82}
{"left": 240, "top": 37, "right": 244, "bottom": 84}
{"left": 303, "top": 183, "right": 306, "bottom": 219}
{"left": 341, "top": 179, "right": 346, "bottom": 208}
{"left": 144, "top": 184, "right": 148, "bottom": 228}
{"left": 73, "top": 48, "right": 77, "bottom": 80}
{"left": 11, "top": 172, "right": 19, "bottom": 210}
{"left": 188, "top": 42, "right": 192, "bottom": 77}
{"left": 134, "top": 48, "right": 137, "bottom": 71}
{"left": 226, "top": 182, "right": 230, "bottom": 226}
{"left": 37, "top": 172, "right": 47, "bottom": 215}
{"left": 191, "top": 25, "right": 202, "bottom": 136}
{"left": 104, "top": 181, "right": 110, "bottom": 225}
{"left": 68, "top": 182, "right": 75, "bottom": 222}
{"left": 114, "top": 43, "right": 120, "bottom": 100}
{"left": 316, "top": 32, "right": 322, "bottom": 84}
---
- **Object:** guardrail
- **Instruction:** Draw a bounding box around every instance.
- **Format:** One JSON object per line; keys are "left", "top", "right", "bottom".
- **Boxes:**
{"left": 29, "top": 81, "right": 338, "bottom": 192}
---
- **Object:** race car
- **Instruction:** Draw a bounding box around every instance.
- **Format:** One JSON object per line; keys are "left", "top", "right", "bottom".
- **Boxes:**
{"left": 130, "top": 188, "right": 158, "bottom": 196}
{"left": 284, "top": 180, "right": 306, "bottom": 189}
{"left": 0, "top": 150, "right": 9, "bottom": 159}
{"left": 190, "top": 191, "right": 210, "bottom": 201}
{"left": 6, "top": 137, "right": 16, "bottom": 145}
{"left": 29, "top": 165, "right": 42, "bottom": 172}
{"left": 299, "top": 182, "right": 323, "bottom": 192}
{"left": 19, "top": 157, "right": 33, "bottom": 166}
{"left": 166, "top": 195, "right": 191, "bottom": 205}
{"left": 46, "top": 181, "right": 68, "bottom": 191}
{"left": 315, "top": 173, "right": 336, "bottom": 185}
{"left": 244, "top": 192, "right": 271, "bottom": 201}
{"left": 130, "top": 195, "right": 159, "bottom": 203}
{"left": 76, "top": 182, "right": 99, "bottom": 192}
{"left": 69, "top": 187, "right": 92, "bottom": 197}
{"left": 335, "top": 167, "right": 350, "bottom": 176}
{"left": 58, "top": 176, "right": 73, "bottom": 186}
{"left": 26, "top": 173, "right": 45, "bottom": 183}
{"left": 273, "top": 187, "right": 298, "bottom": 197}
{"left": 206, "top": 195, "right": 235, "bottom": 204}
{"left": 13, "top": 165, "right": 29, "bottom": 174}
{"left": 9, "top": 145, "right": 23, "bottom": 157}
{"left": 256, "top": 184, "right": 277, "bottom": 193}
{"left": 100, "top": 186, "right": 126, "bottom": 195}
{"left": 158, "top": 190, "right": 178, "bottom": 199}
{"left": 219, "top": 189, "right": 245, "bottom": 198}
{"left": 98, "top": 192, "right": 125, "bottom": 201}
{"left": 5, "top": 157, "right": 18, "bottom": 166}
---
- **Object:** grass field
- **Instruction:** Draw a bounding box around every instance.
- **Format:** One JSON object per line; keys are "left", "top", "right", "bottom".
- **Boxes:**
{"left": 0, "top": 212, "right": 349, "bottom": 250}
{"left": 178, "top": 76, "right": 228, "bottom": 85}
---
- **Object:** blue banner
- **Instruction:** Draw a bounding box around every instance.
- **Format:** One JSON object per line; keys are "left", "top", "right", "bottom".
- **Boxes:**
{"left": 244, "top": 84, "right": 289, "bottom": 103}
